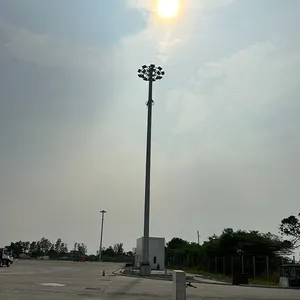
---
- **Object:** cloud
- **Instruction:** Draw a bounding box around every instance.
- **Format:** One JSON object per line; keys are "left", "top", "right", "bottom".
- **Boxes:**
{"left": 0, "top": 20, "right": 111, "bottom": 72}
{"left": 165, "top": 37, "right": 300, "bottom": 142}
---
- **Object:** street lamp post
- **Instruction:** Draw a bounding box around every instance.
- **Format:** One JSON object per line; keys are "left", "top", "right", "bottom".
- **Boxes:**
{"left": 197, "top": 230, "right": 200, "bottom": 245}
{"left": 99, "top": 210, "right": 106, "bottom": 261}
{"left": 137, "top": 64, "right": 165, "bottom": 276}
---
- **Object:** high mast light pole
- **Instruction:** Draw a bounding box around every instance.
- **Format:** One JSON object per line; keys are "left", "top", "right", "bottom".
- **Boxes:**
{"left": 99, "top": 210, "right": 106, "bottom": 261}
{"left": 137, "top": 64, "right": 165, "bottom": 276}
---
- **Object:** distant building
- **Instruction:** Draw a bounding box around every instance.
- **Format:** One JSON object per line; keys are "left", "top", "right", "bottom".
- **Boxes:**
{"left": 134, "top": 237, "right": 165, "bottom": 270}
{"left": 37, "top": 256, "right": 49, "bottom": 260}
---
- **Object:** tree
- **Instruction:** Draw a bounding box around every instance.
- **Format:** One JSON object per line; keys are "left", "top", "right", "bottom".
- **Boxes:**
{"left": 74, "top": 242, "right": 78, "bottom": 252}
{"left": 55, "top": 238, "right": 62, "bottom": 253}
{"left": 279, "top": 213, "right": 300, "bottom": 248}
{"left": 77, "top": 243, "right": 87, "bottom": 256}
{"left": 165, "top": 227, "right": 294, "bottom": 276}
{"left": 6, "top": 237, "right": 69, "bottom": 259}
{"left": 73, "top": 242, "right": 87, "bottom": 256}
{"left": 23, "top": 241, "right": 30, "bottom": 253}
{"left": 202, "top": 229, "right": 293, "bottom": 258}
{"left": 48, "top": 244, "right": 57, "bottom": 259}
{"left": 28, "top": 241, "right": 43, "bottom": 258}
{"left": 60, "top": 242, "right": 68, "bottom": 254}
{"left": 165, "top": 238, "right": 198, "bottom": 268}
{"left": 29, "top": 241, "right": 37, "bottom": 256}
{"left": 113, "top": 243, "right": 124, "bottom": 255}
{"left": 167, "top": 238, "right": 189, "bottom": 249}
{"left": 39, "top": 237, "right": 52, "bottom": 255}
{"left": 6, "top": 241, "right": 26, "bottom": 257}
{"left": 102, "top": 246, "right": 115, "bottom": 257}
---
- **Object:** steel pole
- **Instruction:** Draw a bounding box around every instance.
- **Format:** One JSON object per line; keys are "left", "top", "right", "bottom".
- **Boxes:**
{"left": 137, "top": 64, "right": 165, "bottom": 276}
{"left": 99, "top": 210, "right": 106, "bottom": 261}
{"left": 142, "top": 70, "right": 153, "bottom": 267}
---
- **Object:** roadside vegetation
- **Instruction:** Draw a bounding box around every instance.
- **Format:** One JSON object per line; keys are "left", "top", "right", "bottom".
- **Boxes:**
{"left": 5, "top": 212, "right": 300, "bottom": 285}
{"left": 165, "top": 212, "right": 300, "bottom": 286}
{"left": 5, "top": 239, "right": 133, "bottom": 262}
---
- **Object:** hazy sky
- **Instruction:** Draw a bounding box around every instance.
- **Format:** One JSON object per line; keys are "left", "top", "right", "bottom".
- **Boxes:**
{"left": 0, "top": 0, "right": 299, "bottom": 254}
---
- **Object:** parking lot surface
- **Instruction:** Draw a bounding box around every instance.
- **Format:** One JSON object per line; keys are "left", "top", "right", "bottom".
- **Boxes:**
{"left": 0, "top": 260, "right": 299, "bottom": 299}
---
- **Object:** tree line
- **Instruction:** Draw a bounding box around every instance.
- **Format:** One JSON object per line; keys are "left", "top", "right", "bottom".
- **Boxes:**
{"left": 5, "top": 238, "right": 87, "bottom": 259}
{"left": 99, "top": 243, "right": 134, "bottom": 263}
{"left": 5, "top": 212, "right": 300, "bottom": 272}
{"left": 165, "top": 212, "right": 300, "bottom": 280}
{"left": 5, "top": 238, "right": 133, "bottom": 262}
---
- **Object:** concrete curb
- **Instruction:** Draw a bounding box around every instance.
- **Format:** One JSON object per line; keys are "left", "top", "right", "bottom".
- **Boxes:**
{"left": 116, "top": 268, "right": 198, "bottom": 283}
{"left": 117, "top": 269, "right": 300, "bottom": 290}
{"left": 191, "top": 278, "right": 299, "bottom": 290}
{"left": 240, "top": 284, "right": 300, "bottom": 290}
{"left": 192, "top": 276, "right": 300, "bottom": 290}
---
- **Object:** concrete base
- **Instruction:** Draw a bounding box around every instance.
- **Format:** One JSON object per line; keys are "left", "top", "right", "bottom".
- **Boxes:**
{"left": 279, "top": 277, "right": 289, "bottom": 287}
{"left": 140, "top": 263, "right": 151, "bottom": 276}
{"left": 173, "top": 270, "right": 186, "bottom": 300}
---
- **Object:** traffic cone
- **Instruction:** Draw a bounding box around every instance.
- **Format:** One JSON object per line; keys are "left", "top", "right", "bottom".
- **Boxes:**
{"left": 102, "top": 269, "right": 106, "bottom": 276}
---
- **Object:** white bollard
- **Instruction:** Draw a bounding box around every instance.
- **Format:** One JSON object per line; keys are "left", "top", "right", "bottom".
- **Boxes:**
{"left": 173, "top": 270, "right": 186, "bottom": 300}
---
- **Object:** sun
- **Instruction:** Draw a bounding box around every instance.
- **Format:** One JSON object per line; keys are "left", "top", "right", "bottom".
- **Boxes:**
{"left": 157, "top": 0, "right": 180, "bottom": 19}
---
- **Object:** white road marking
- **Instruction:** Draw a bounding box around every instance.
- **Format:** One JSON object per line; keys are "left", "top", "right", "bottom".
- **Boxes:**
{"left": 40, "top": 283, "right": 66, "bottom": 287}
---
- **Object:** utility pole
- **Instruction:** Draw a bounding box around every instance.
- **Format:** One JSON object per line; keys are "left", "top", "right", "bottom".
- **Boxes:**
{"left": 197, "top": 230, "right": 200, "bottom": 245}
{"left": 99, "top": 210, "right": 106, "bottom": 261}
{"left": 137, "top": 64, "right": 165, "bottom": 276}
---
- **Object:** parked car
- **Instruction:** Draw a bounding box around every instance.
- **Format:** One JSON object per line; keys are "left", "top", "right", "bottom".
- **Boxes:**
{"left": 0, "top": 248, "right": 14, "bottom": 267}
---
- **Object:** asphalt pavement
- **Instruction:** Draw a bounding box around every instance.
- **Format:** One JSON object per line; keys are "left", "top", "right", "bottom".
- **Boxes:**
{"left": 0, "top": 260, "right": 299, "bottom": 299}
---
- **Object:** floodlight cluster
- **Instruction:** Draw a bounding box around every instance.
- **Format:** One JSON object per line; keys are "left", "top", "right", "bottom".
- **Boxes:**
{"left": 137, "top": 64, "right": 165, "bottom": 82}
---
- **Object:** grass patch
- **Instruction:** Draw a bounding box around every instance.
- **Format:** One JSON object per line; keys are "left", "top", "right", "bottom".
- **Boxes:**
{"left": 181, "top": 268, "right": 230, "bottom": 282}
{"left": 248, "top": 278, "right": 278, "bottom": 286}
{"left": 179, "top": 268, "right": 278, "bottom": 286}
